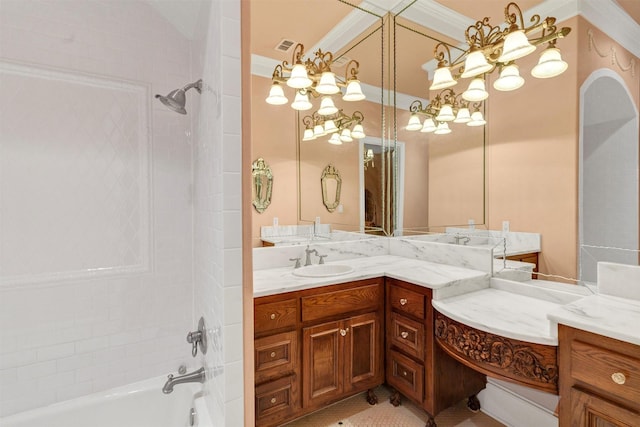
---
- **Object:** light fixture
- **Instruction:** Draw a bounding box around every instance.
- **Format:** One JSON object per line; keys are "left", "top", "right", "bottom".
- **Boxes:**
{"left": 318, "top": 96, "right": 338, "bottom": 116}
{"left": 493, "top": 63, "right": 524, "bottom": 91}
{"left": 266, "top": 43, "right": 366, "bottom": 111}
{"left": 301, "top": 110, "right": 365, "bottom": 143}
{"left": 428, "top": 2, "right": 571, "bottom": 100}
{"left": 364, "top": 148, "right": 375, "bottom": 170}
{"left": 406, "top": 88, "right": 486, "bottom": 136}
{"left": 468, "top": 109, "right": 486, "bottom": 126}
{"left": 531, "top": 43, "right": 568, "bottom": 78}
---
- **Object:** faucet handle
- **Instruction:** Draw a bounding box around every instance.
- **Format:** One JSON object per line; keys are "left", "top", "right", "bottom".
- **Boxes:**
{"left": 186, "top": 317, "right": 208, "bottom": 358}
{"left": 318, "top": 255, "right": 327, "bottom": 265}
{"left": 289, "top": 257, "right": 301, "bottom": 268}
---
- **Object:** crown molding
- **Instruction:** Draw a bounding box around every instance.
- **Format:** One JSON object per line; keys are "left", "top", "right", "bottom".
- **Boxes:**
{"left": 398, "top": 0, "right": 474, "bottom": 44}
{"left": 579, "top": 0, "right": 640, "bottom": 58}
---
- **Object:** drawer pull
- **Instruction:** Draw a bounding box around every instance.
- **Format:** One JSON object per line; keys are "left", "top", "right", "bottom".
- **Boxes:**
{"left": 270, "top": 397, "right": 277, "bottom": 404}
{"left": 611, "top": 372, "right": 626, "bottom": 385}
{"left": 270, "top": 351, "right": 276, "bottom": 358}
{"left": 400, "top": 298, "right": 407, "bottom": 306}
{"left": 400, "top": 331, "right": 409, "bottom": 339}
{"left": 340, "top": 328, "right": 349, "bottom": 337}
{"left": 270, "top": 313, "right": 276, "bottom": 320}
{"left": 402, "top": 371, "right": 408, "bottom": 376}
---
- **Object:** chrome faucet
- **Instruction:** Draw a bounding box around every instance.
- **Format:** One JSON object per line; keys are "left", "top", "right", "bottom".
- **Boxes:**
{"left": 454, "top": 234, "right": 471, "bottom": 245}
{"left": 304, "top": 245, "right": 318, "bottom": 266}
{"left": 162, "top": 367, "right": 205, "bottom": 394}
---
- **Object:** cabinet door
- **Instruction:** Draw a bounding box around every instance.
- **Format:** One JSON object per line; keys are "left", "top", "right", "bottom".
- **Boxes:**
{"left": 570, "top": 388, "right": 640, "bottom": 427}
{"left": 344, "top": 311, "right": 383, "bottom": 393}
{"left": 302, "top": 320, "right": 344, "bottom": 408}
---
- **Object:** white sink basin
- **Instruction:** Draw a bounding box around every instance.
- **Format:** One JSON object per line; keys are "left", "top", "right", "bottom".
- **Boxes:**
{"left": 292, "top": 264, "right": 354, "bottom": 278}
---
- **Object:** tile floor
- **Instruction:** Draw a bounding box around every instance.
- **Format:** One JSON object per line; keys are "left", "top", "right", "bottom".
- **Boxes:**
{"left": 284, "top": 386, "right": 505, "bottom": 427}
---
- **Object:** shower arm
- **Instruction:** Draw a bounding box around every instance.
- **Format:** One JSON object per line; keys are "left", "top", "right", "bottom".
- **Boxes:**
{"left": 183, "top": 79, "right": 203, "bottom": 94}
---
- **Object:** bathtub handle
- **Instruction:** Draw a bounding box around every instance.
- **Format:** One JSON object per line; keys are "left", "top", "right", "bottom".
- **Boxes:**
{"left": 186, "top": 317, "right": 208, "bottom": 357}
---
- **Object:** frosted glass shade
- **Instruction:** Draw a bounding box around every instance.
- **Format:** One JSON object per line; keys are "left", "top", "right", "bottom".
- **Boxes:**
{"left": 462, "top": 78, "right": 489, "bottom": 101}
{"left": 434, "top": 122, "right": 451, "bottom": 134}
{"left": 531, "top": 47, "right": 568, "bottom": 78}
{"left": 287, "top": 63, "right": 312, "bottom": 88}
{"left": 498, "top": 30, "right": 536, "bottom": 63}
{"left": 351, "top": 124, "right": 365, "bottom": 139}
{"left": 420, "top": 118, "right": 437, "bottom": 133}
{"left": 339, "top": 129, "right": 353, "bottom": 142}
{"left": 291, "top": 91, "right": 312, "bottom": 110}
{"left": 302, "top": 128, "right": 315, "bottom": 141}
{"left": 328, "top": 133, "right": 342, "bottom": 145}
{"left": 324, "top": 119, "right": 338, "bottom": 134}
{"left": 454, "top": 107, "right": 472, "bottom": 123}
{"left": 316, "top": 72, "right": 340, "bottom": 94}
{"left": 313, "top": 124, "right": 326, "bottom": 137}
{"left": 318, "top": 96, "right": 338, "bottom": 116}
{"left": 435, "top": 104, "right": 455, "bottom": 122}
{"left": 467, "top": 111, "right": 486, "bottom": 126}
{"left": 430, "top": 66, "right": 457, "bottom": 90}
{"left": 406, "top": 114, "right": 422, "bottom": 131}
{"left": 265, "top": 83, "right": 288, "bottom": 105}
{"left": 461, "top": 50, "right": 492, "bottom": 78}
{"left": 343, "top": 79, "right": 366, "bottom": 101}
{"left": 493, "top": 64, "right": 524, "bottom": 91}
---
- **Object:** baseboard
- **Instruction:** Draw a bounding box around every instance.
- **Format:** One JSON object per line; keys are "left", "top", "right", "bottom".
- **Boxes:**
{"left": 477, "top": 378, "right": 559, "bottom": 427}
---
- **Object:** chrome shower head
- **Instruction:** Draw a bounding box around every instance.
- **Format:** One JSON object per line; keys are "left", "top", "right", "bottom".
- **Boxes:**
{"left": 155, "top": 79, "right": 203, "bottom": 115}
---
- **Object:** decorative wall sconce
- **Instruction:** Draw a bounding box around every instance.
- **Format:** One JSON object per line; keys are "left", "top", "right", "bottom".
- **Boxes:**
{"left": 265, "top": 43, "right": 366, "bottom": 110}
{"left": 251, "top": 158, "right": 273, "bottom": 213}
{"left": 302, "top": 110, "right": 366, "bottom": 144}
{"left": 406, "top": 88, "right": 485, "bottom": 135}
{"left": 321, "top": 164, "right": 342, "bottom": 213}
{"left": 429, "top": 2, "right": 571, "bottom": 95}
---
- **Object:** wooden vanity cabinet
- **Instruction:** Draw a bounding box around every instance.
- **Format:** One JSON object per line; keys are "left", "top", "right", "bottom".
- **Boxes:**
{"left": 385, "top": 278, "right": 486, "bottom": 427}
{"left": 558, "top": 325, "right": 640, "bottom": 427}
{"left": 254, "top": 278, "right": 384, "bottom": 427}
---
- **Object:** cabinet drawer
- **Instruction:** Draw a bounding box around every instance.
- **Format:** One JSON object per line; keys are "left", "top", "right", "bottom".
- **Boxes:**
{"left": 301, "top": 283, "right": 381, "bottom": 323}
{"left": 387, "top": 349, "right": 424, "bottom": 403}
{"left": 255, "top": 375, "right": 298, "bottom": 425}
{"left": 390, "top": 312, "right": 425, "bottom": 361}
{"left": 389, "top": 285, "right": 425, "bottom": 319}
{"left": 571, "top": 340, "right": 640, "bottom": 404}
{"left": 255, "top": 331, "right": 297, "bottom": 384}
{"left": 255, "top": 298, "right": 297, "bottom": 334}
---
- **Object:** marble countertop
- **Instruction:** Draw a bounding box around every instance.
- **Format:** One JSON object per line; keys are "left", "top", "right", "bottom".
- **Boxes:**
{"left": 547, "top": 294, "right": 640, "bottom": 346}
{"left": 253, "top": 255, "right": 489, "bottom": 298}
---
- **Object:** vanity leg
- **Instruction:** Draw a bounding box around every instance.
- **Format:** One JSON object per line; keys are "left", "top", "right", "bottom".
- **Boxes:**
{"left": 425, "top": 414, "right": 437, "bottom": 427}
{"left": 389, "top": 389, "right": 401, "bottom": 407}
{"left": 366, "top": 388, "right": 378, "bottom": 405}
{"left": 467, "top": 394, "right": 481, "bottom": 413}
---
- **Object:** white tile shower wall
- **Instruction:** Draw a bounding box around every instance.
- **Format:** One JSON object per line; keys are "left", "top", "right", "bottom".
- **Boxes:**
{"left": 191, "top": 0, "right": 243, "bottom": 424}
{"left": 0, "top": 1, "right": 194, "bottom": 417}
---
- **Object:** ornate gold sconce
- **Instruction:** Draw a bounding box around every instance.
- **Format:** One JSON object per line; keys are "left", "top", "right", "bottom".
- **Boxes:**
{"left": 406, "top": 89, "right": 485, "bottom": 135}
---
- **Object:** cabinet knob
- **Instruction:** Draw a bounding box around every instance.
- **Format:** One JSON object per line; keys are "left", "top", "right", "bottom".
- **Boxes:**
{"left": 611, "top": 372, "right": 626, "bottom": 385}
{"left": 400, "top": 331, "right": 409, "bottom": 339}
{"left": 402, "top": 371, "right": 408, "bottom": 376}
{"left": 270, "top": 397, "right": 277, "bottom": 404}
{"left": 270, "top": 351, "right": 276, "bottom": 358}
{"left": 340, "top": 328, "right": 349, "bottom": 337}
{"left": 270, "top": 313, "right": 276, "bottom": 320}
{"left": 400, "top": 298, "right": 407, "bottom": 306}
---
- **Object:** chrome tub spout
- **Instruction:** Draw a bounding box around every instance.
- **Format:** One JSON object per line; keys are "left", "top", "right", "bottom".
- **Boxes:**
{"left": 162, "top": 367, "right": 205, "bottom": 394}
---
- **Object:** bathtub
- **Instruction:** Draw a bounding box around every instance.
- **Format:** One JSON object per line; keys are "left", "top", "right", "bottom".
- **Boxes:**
{"left": 0, "top": 376, "right": 213, "bottom": 427}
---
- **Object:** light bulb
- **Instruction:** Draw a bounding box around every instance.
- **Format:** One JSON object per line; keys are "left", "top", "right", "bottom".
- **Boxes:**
{"left": 531, "top": 47, "right": 568, "bottom": 78}
{"left": 318, "top": 96, "right": 338, "bottom": 116}
{"left": 313, "top": 124, "right": 326, "bottom": 137}
{"left": 435, "top": 104, "right": 455, "bottom": 122}
{"left": 406, "top": 113, "right": 422, "bottom": 131}
{"left": 430, "top": 66, "right": 457, "bottom": 90}
{"left": 462, "top": 78, "right": 489, "bottom": 102}
{"left": 493, "top": 64, "right": 524, "bottom": 91}
{"left": 498, "top": 29, "right": 536, "bottom": 63}
{"left": 265, "top": 82, "right": 288, "bottom": 105}
{"left": 351, "top": 124, "right": 365, "bottom": 139}
{"left": 328, "top": 133, "right": 342, "bottom": 145}
{"left": 302, "top": 128, "right": 315, "bottom": 141}
{"left": 287, "top": 63, "right": 312, "bottom": 89}
{"left": 316, "top": 71, "right": 340, "bottom": 94}
{"left": 343, "top": 79, "right": 366, "bottom": 101}
{"left": 339, "top": 129, "right": 353, "bottom": 142}
{"left": 461, "top": 49, "right": 492, "bottom": 78}
{"left": 454, "top": 107, "right": 472, "bottom": 123}
{"left": 290, "top": 91, "right": 312, "bottom": 110}
{"left": 420, "top": 118, "right": 437, "bottom": 133}
{"left": 324, "top": 119, "right": 338, "bottom": 134}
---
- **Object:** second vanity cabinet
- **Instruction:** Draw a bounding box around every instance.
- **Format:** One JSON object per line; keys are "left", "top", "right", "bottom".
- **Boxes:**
{"left": 558, "top": 325, "right": 640, "bottom": 427}
{"left": 385, "top": 278, "right": 486, "bottom": 427}
{"left": 254, "top": 278, "right": 384, "bottom": 427}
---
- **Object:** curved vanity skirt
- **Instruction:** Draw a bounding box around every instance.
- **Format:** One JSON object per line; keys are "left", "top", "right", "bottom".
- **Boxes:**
{"left": 434, "top": 311, "right": 559, "bottom": 394}
{"left": 0, "top": 376, "right": 213, "bottom": 427}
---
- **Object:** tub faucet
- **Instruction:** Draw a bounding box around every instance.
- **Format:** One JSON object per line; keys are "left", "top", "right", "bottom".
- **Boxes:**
{"left": 162, "top": 367, "right": 205, "bottom": 394}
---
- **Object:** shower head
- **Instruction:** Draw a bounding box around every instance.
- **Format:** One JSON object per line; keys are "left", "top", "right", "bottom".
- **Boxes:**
{"left": 155, "top": 79, "right": 203, "bottom": 114}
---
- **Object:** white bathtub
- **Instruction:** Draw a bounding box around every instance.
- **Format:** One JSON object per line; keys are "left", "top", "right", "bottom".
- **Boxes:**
{"left": 0, "top": 376, "right": 213, "bottom": 427}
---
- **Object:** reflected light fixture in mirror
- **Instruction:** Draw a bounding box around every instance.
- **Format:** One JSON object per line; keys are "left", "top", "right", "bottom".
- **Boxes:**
{"left": 302, "top": 110, "right": 366, "bottom": 144}
{"left": 265, "top": 43, "right": 366, "bottom": 110}
{"left": 406, "top": 88, "right": 485, "bottom": 135}
{"left": 429, "top": 2, "right": 571, "bottom": 96}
